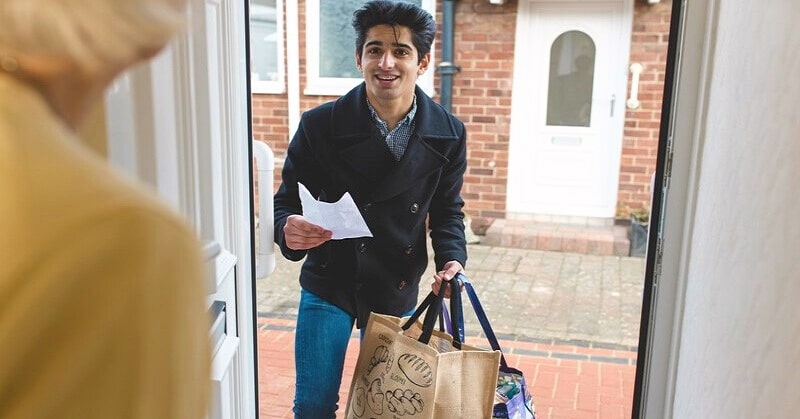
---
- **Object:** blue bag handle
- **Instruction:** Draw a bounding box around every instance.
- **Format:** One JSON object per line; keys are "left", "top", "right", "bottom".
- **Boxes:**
{"left": 445, "top": 272, "right": 510, "bottom": 368}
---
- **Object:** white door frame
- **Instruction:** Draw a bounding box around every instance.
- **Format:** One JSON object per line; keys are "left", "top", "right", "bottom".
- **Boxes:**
{"left": 100, "top": 0, "right": 719, "bottom": 417}
{"left": 635, "top": 0, "right": 716, "bottom": 417}
{"left": 105, "top": 0, "right": 256, "bottom": 417}
{"left": 508, "top": 0, "right": 632, "bottom": 220}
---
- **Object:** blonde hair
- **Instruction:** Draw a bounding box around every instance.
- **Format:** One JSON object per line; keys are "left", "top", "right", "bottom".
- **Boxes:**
{"left": 0, "top": 0, "right": 186, "bottom": 73}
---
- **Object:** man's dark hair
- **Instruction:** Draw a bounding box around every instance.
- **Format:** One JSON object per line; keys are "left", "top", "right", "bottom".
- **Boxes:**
{"left": 352, "top": 0, "right": 436, "bottom": 63}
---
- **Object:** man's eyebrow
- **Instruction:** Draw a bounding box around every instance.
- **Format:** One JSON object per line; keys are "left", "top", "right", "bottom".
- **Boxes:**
{"left": 364, "top": 40, "right": 413, "bottom": 50}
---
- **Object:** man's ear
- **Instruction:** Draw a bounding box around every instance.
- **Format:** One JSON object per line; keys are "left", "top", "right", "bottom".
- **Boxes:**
{"left": 355, "top": 51, "right": 362, "bottom": 71}
{"left": 418, "top": 53, "right": 431, "bottom": 75}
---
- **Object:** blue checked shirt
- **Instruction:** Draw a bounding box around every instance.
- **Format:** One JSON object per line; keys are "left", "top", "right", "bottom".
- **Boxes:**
{"left": 367, "top": 96, "right": 417, "bottom": 161}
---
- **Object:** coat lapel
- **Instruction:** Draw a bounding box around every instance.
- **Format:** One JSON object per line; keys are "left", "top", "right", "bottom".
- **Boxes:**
{"left": 337, "top": 133, "right": 394, "bottom": 181}
{"left": 329, "top": 83, "right": 460, "bottom": 202}
{"left": 369, "top": 133, "right": 447, "bottom": 202}
{"left": 329, "top": 85, "right": 392, "bottom": 195}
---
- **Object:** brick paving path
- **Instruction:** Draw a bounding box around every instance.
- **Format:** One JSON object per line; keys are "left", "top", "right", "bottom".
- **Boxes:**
{"left": 256, "top": 243, "right": 644, "bottom": 418}
{"left": 257, "top": 317, "right": 636, "bottom": 419}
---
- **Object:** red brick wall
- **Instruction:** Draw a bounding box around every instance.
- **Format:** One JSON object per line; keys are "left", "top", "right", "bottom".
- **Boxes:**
{"left": 617, "top": 1, "right": 672, "bottom": 216}
{"left": 450, "top": 0, "right": 517, "bottom": 221}
{"left": 251, "top": 0, "right": 670, "bottom": 221}
{"left": 252, "top": 95, "right": 289, "bottom": 150}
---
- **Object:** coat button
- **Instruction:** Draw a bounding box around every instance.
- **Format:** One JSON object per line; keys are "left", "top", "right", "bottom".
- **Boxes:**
{"left": 358, "top": 242, "right": 367, "bottom": 253}
{"left": 398, "top": 280, "right": 408, "bottom": 290}
{"left": 404, "top": 245, "right": 413, "bottom": 256}
{"left": 409, "top": 203, "right": 419, "bottom": 214}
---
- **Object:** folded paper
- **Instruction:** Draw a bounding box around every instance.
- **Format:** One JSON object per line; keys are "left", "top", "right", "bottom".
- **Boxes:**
{"left": 298, "top": 182, "right": 373, "bottom": 240}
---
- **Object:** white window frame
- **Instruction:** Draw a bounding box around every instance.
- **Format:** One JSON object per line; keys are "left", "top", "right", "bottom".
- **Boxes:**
{"left": 304, "top": 0, "right": 436, "bottom": 97}
{"left": 250, "top": 0, "right": 286, "bottom": 94}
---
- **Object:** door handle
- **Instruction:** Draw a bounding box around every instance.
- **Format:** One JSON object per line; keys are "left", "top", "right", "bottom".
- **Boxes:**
{"left": 627, "top": 63, "right": 644, "bottom": 109}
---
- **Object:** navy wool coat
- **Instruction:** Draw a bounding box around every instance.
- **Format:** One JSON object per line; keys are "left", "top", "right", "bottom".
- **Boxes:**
{"left": 273, "top": 83, "right": 468, "bottom": 328}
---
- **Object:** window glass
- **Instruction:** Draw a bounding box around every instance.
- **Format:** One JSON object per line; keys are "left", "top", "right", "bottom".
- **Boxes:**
{"left": 310, "top": 0, "right": 430, "bottom": 96}
{"left": 319, "top": 0, "right": 363, "bottom": 78}
{"left": 546, "top": 31, "right": 596, "bottom": 127}
{"left": 250, "top": 0, "right": 283, "bottom": 92}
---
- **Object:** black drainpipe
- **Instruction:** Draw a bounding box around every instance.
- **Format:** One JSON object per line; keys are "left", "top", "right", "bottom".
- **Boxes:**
{"left": 438, "top": 0, "right": 460, "bottom": 112}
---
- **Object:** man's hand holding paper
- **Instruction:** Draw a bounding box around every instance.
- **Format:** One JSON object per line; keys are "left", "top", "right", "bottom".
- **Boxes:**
{"left": 282, "top": 214, "right": 332, "bottom": 251}
{"left": 297, "top": 182, "right": 373, "bottom": 240}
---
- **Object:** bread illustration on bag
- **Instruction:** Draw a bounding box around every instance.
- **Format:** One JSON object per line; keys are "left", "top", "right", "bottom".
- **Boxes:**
{"left": 385, "top": 388, "right": 424, "bottom": 415}
{"left": 397, "top": 353, "right": 433, "bottom": 388}
{"left": 366, "top": 345, "right": 392, "bottom": 376}
{"left": 351, "top": 387, "right": 366, "bottom": 417}
{"left": 366, "top": 378, "right": 384, "bottom": 414}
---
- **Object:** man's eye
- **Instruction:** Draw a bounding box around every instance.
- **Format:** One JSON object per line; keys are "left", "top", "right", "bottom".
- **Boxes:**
{"left": 395, "top": 49, "right": 410, "bottom": 57}
{"left": 367, "top": 48, "right": 382, "bottom": 55}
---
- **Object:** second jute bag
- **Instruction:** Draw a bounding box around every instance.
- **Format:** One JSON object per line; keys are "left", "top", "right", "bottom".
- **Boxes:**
{"left": 441, "top": 275, "right": 536, "bottom": 419}
{"left": 344, "top": 279, "right": 501, "bottom": 419}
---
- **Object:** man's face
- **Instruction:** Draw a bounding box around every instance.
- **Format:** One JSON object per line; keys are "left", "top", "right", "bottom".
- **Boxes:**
{"left": 355, "top": 24, "right": 429, "bottom": 105}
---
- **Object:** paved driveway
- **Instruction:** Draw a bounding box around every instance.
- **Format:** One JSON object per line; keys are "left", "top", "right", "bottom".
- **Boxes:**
{"left": 256, "top": 243, "right": 645, "bottom": 348}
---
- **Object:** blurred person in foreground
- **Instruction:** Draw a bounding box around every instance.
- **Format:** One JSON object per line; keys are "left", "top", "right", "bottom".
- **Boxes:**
{"left": 0, "top": 0, "right": 209, "bottom": 418}
{"left": 273, "top": 1, "right": 469, "bottom": 417}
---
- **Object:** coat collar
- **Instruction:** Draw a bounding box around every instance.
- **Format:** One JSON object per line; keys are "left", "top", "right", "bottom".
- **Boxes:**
{"left": 330, "top": 83, "right": 460, "bottom": 202}
{"left": 330, "top": 83, "right": 460, "bottom": 141}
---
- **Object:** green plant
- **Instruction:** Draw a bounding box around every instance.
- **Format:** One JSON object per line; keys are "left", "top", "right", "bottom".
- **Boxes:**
{"left": 616, "top": 204, "right": 650, "bottom": 223}
{"left": 630, "top": 208, "right": 650, "bottom": 223}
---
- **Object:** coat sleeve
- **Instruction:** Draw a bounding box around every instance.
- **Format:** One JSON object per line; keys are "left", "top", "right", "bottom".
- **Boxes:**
{"left": 428, "top": 118, "right": 469, "bottom": 271}
{"left": 273, "top": 116, "right": 318, "bottom": 262}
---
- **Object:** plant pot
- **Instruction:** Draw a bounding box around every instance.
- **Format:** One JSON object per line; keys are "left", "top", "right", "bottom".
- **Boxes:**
{"left": 629, "top": 216, "right": 649, "bottom": 257}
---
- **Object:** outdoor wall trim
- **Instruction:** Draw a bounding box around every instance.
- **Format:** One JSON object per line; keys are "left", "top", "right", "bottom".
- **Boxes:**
{"left": 286, "top": 0, "right": 300, "bottom": 140}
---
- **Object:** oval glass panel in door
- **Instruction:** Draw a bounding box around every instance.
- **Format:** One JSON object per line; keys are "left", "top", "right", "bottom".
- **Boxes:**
{"left": 546, "top": 30, "right": 596, "bottom": 127}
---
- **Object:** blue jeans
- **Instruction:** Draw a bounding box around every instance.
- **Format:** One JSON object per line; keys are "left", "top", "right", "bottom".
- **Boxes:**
{"left": 293, "top": 289, "right": 415, "bottom": 418}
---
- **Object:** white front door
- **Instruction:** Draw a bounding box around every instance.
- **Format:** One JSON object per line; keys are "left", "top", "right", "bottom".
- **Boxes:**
{"left": 508, "top": 1, "right": 631, "bottom": 219}
{"left": 105, "top": 1, "right": 256, "bottom": 418}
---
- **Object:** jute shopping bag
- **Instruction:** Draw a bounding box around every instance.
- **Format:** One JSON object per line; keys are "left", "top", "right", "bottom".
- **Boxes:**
{"left": 441, "top": 274, "right": 536, "bottom": 419}
{"left": 344, "top": 279, "right": 501, "bottom": 419}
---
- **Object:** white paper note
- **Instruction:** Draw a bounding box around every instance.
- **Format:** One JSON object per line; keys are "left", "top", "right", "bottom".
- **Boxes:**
{"left": 298, "top": 182, "right": 373, "bottom": 240}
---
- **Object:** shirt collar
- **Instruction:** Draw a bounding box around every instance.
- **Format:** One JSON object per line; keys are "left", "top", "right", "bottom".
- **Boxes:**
{"left": 366, "top": 95, "right": 418, "bottom": 128}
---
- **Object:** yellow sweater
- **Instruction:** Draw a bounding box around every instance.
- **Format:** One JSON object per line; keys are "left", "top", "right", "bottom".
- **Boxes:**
{"left": 0, "top": 75, "right": 210, "bottom": 418}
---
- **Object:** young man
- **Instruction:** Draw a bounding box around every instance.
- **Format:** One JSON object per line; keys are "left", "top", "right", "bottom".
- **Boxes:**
{"left": 273, "top": 1, "right": 468, "bottom": 416}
